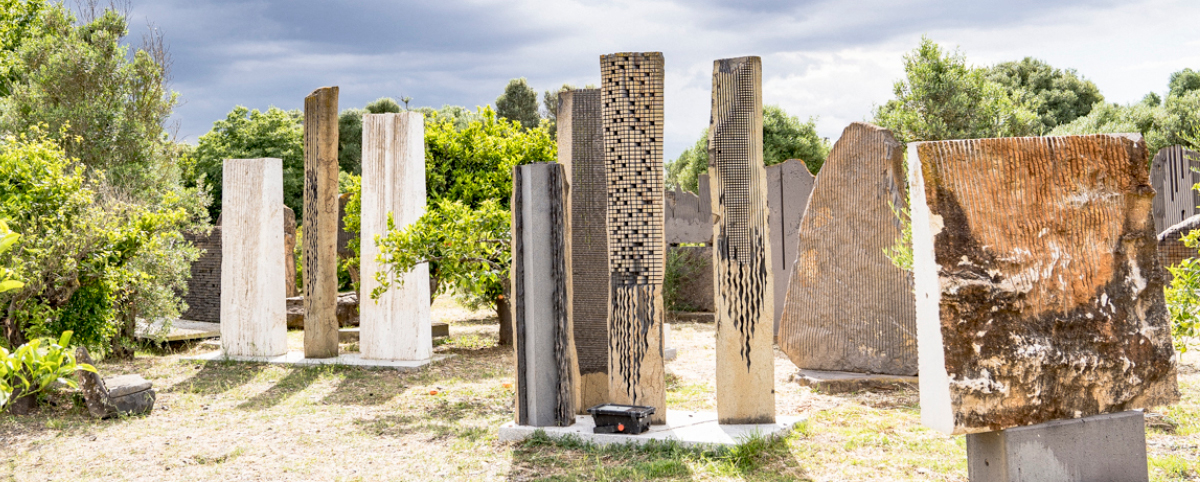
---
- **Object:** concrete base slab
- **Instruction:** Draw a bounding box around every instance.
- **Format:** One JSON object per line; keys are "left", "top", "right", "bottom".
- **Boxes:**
{"left": 135, "top": 319, "right": 221, "bottom": 342}
{"left": 337, "top": 323, "right": 449, "bottom": 344}
{"left": 791, "top": 369, "right": 917, "bottom": 394}
{"left": 184, "top": 350, "right": 452, "bottom": 371}
{"left": 498, "top": 410, "right": 804, "bottom": 448}
{"left": 966, "top": 410, "right": 1147, "bottom": 482}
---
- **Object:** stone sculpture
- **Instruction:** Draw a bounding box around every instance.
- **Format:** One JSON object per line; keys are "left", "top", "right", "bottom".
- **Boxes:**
{"left": 359, "top": 112, "right": 432, "bottom": 362}
{"left": 220, "top": 158, "right": 287, "bottom": 357}
{"left": 707, "top": 56, "right": 775, "bottom": 424}
{"left": 303, "top": 86, "right": 340, "bottom": 358}
{"left": 778, "top": 122, "right": 916, "bottom": 376}
{"left": 1159, "top": 214, "right": 1200, "bottom": 283}
{"left": 601, "top": 52, "right": 667, "bottom": 423}
{"left": 558, "top": 88, "right": 611, "bottom": 411}
{"left": 1150, "top": 145, "right": 1200, "bottom": 234}
{"left": 512, "top": 162, "right": 576, "bottom": 427}
{"left": 908, "top": 134, "right": 1179, "bottom": 435}
{"left": 765, "top": 160, "right": 815, "bottom": 330}
{"left": 284, "top": 206, "right": 298, "bottom": 297}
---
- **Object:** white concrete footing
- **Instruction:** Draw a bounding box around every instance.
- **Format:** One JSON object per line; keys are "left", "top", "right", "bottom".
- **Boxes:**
{"left": 185, "top": 350, "right": 451, "bottom": 371}
{"left": 498, "top": 410, "right": 803, "bottom": 448}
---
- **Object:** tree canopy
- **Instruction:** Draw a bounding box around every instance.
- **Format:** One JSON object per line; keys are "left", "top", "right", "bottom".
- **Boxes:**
{"left": 986, "top": 57, "right": 1103, "bottom": 133}
{"left": 1052, "top": 68, "right": 1200, "bottom": 154}
{"left": 495, "top": 78, "right": 541, "bottom": 130}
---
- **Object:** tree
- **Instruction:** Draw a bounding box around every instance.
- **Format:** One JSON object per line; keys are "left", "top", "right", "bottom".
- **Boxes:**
{"left": 0, "top": 0, "right": 50, "bottom": 97}
{"left": 873, "top": 37, "right": 1040, "bottom": 144}
{"left": 339, "top": 97, "right": 404, "bottom": 176}
{"left": 1169, "top": 68, "right": 1200, "bottom": 99}
{"left": 986, "top": 57, "right": 1104, "bottom": 133}
{"left": 665, "top": 105, "right": 830, "bottom": 193}
{"left": 495, "top": 78, "right": 541, "bottom": 130}
{"left": 186, "top": 106, "right": 304, "bottom": 222}
{"left": 1051, "top": 73, "right": 1200, "bottom": 156}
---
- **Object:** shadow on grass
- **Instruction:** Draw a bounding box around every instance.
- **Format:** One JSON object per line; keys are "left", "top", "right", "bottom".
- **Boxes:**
{"left": 353, "top": 413, "right": 496, "bottom": 443}
{"left": 320, "top": 369, "right": 405, "bottom": 406}
{"left": 165, "top": 360, "right": 259, "bottom": 396}
{"left": 236, "top": 367, "right": 322, "bottom": 410}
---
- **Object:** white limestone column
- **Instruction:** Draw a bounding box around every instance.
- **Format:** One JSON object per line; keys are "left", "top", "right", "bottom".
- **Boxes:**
{"left": 360, "top": 112, "right": 432, "bottom": 362}
{"left": 221, "top": 158, "right": 287, "bottom": 357}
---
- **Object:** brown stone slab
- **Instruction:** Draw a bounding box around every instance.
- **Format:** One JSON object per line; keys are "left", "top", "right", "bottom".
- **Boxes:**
{"left": 303, "top": 86, "right": 340, "bottom": 358}
{"left": 778, "top": 122, "right": 917, "bottom": 376}
{"left": 909, "top": 134, "right": 1180, "bottom": 435}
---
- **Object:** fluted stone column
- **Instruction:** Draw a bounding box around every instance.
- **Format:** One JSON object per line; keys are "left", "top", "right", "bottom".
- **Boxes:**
{"left": 360, "top": 112, "right": 432, "bottom": 362}
{"left": 303, "top": 86, "right": 340, "bottom": 359}
{"left": 221, "top": 158, "right": 287, "bottom": 357}
{"left": 512, "top": 162, "right": 576, "bottom": 427}
{"left": 708, "top": 56, "right": 775, "bottom": 425}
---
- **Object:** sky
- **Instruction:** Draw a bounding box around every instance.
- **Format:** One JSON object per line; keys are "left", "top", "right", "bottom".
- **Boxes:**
{"left": 122, "top": 0, "right": 1200, "bottom": 161}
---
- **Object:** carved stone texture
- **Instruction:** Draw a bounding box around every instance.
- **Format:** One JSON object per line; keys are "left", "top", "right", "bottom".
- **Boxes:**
{"left": 1158, "top": 214, "right": 1200, "bottom": 283}
{"left": 778, "top": 123, "right": 916, "bottom": 375}
{"left": 220, "top": 158, "right": 287, "bottom": 357}
{"left": 665, "top": 188, "right": 712, "bottom": 245}
{"left": 1150, "top": 145, "right": 1200, "bottom": 234}
{"left": 765, "top": 160, "right": 815, "bottom": 331}
{"left": 360, "top": 113, "right": 432, "bottom": 362}
{"left": 708, "top": 56, "right": 775, "bottom": 425}
{"left": 284, "top": 206, "right": 298, "bottom": 297}
{"left": 601, "top": 52, "right": 667, "bottom": 423}
{"left": 76, "top": 348, "right": 156, "bottom": 419}
{"left": 559, "top": 88, "right": 611, "bottom": 412}
{"left": 181, "top": 226, "right": 222, "bottom": 322}
{"left": 908, "top": 134, "right": 1180, "bottom": 435}
{"left": 303, "top": 86, "right": 340, "bottom": 358}
{"left": 512, "top": 162, "right": 577, "bottom": 427}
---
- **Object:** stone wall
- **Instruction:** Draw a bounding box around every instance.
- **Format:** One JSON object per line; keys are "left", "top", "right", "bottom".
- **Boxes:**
{"left": 182, "top": 228, "right": 222, "bottom": 322}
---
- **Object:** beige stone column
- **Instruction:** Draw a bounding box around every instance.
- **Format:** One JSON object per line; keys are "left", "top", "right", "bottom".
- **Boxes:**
{"left": 221, "top": 158, "right": 287, "bottom": 357}
{"left": 303, "top": 86, "right": 340, "bottom": 358}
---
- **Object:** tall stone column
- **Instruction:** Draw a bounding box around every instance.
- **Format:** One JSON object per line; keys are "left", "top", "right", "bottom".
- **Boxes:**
{"left": 359, "top": 112, "right": 432, "bottom": 362}
{"left": 303, "top": 86, "right": 340, "bottom": 358}
{"left": 512, "top": 162, "right": 576, "bottom": 427}
{"left": 221, "top": 158, "right": 287, "bottom": 357}
{"left": 559, "top": 88, "right": 610, "bottom": 412}
{"left": 601, "top": 52, "right": 666, "bottom": 423}
{"left": 708, "top": 56, "right": 775, "bottom": 425}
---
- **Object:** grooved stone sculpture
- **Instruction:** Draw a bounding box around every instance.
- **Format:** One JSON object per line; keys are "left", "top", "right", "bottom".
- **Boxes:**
{"left": 602, "top": 52, "right": 667, "bottom": 423}
{"left": 360, "top": 112, "right": 432, "bottom": 362}
{"left": 221, "top": 158, "right": 287, "bottom": 357}
{"left": 559, "top": 88, "right": 611, "bottom": 411}
{"left": 765, "top": 160, "right": 815, "bottom": 331}
{"left": 1150, "top": 145, "right": 1200, "bottom": 234}
{"left": 665, "top": 187, "right": 712, "bottom": 245}
{"left": 908, "top": 134, "right": 1179, "bottom": 435}
{"left": 708, "top": 56, "right": 775, "bottom": 424}
{"left": 512, "top": 162, "right": 576, "bottom": 427}
{"left": 303, "top": 86, "right": 340, "bottom": 359}
{"left": 778, "top": 123, "right": 916, "bottom": 376}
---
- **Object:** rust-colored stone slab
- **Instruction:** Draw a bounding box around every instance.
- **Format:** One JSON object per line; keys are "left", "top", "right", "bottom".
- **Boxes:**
{"left": 778, "top": 122, "right": 917, "bottom": 376}
{"left": 909, "top": 134, "right": 1180, "bottom": 435}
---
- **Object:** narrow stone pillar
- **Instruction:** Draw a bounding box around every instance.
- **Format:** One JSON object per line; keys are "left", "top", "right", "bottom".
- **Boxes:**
{"left": 512, "top": 162, "right": 576, "bottom": 427}
{"left": 708, "top": 56, "right": 775, "bottom": 425}
{"left": 221, "top": 158, "right": 287, "bottom": 357}
{"left": 601, "top": 52, "right": 667, "bottom": 423}
{"left": 360, "top": 112, "right": 431, "bottom": 362}
{"left": 559, "top": 88, "right": 610, "bottom": 412}
{"left": 303, "top": 86, "right": 340, "bottom": 359}
{"left": 284, "top": 206, "right": 298, "bottom": 297}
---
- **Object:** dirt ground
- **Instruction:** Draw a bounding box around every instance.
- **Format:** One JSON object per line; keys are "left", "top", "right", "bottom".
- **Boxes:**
{"left": 1, "top": 299, "right": 1197, "bottom": 481}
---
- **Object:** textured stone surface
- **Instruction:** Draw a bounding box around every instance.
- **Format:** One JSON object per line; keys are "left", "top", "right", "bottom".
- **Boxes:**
{"left": 665, "top": 188, "right": 712, "bottom": 245}
{"left": 765, "top": 160, "right": 815, "bottom": 330}
{"left": 1158, "top": 214, "right": 1200, "bottom": 283}
{"left": 284, "top": 206, "right": 298, "bottom": 297}
{"left": 285, "top": 292, "right": 360, "bottom": 329}
{"left": 966, "top": 411, "right": 1148, "bottom": 482}
{"left": 181, "top": 226, "right": 222, "bottom": 322}
{"left": 602, "top": 52, "right": 667, "bottom": 423}
{"left": 1150, "top": 145, "right": 1200, "bottom": 234}
{"left": 512, "top": 163, "right": 576, "bottom": 427}
{"left": 778, "top": 123, "right": 916, "bottom": 376}
{"left": 707, "top": 56, "right": 775, "bottom": 424}
{"left": 303, "top": 86, "right": 340, "bottom": 358}
{"left": 221, "top": 158, "right": 287, "bottom": 357}
{"left": 909, "top": 134, "right": 1179, "bottom": 435}
{"left": 559, "top": 88, "right": 610, "bottom": 412}
{"left": 76, "top": 348, "right": 156, "bottom": 419}
{"left": 360, "top": 113, "right": 431, "bottom": 362}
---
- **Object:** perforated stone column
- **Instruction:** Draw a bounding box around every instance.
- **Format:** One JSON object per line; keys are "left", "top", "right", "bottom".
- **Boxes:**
{"left": 708, "top": 56, "right": 775, "bottom": 425}
{"left": 601, "top": 52, "right": 666, "bottom": 423}
{"left": 512, "top": 162, "right": 576, "bottom": 427}
{"left": 360, "top": 112, "right": 431, "bottom": 362}
{"left": 221, "top": 158, "right": 287, "bottom": 357}
{"left": 303, "top": 86, "right": 340, "bottom": 359}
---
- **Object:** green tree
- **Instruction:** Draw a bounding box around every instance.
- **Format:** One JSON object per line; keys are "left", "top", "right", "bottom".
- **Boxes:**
{"left": 186, "top": 106, "right": 304, "bottom": 222}
{"left": 1169, "top": 68, "right": 1200, "bottom": 99}
{"left": 986, "top": 57, "right": 1104, "bottom": 132}
{"left": 0, "top": 0, "right": 50, "bottom": 97}
{"left": 665, "top": 105, "right": 830, "bottom": 193}
{"left": 1051, "top": 85, "right": 1200, "bottom": 156}
{"left": 413, "top": 105, "right": 482, "bottom": 131}
{"left": 495, "top": 78, "right": 541, "bottom": 129}
{"left": 873, "top": 37, "right": 1040, "bottom": 144}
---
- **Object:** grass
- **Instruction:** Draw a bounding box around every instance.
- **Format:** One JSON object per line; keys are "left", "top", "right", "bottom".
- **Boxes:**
{"left": 0, "top": 301, "right": 1197, "bottom": 481}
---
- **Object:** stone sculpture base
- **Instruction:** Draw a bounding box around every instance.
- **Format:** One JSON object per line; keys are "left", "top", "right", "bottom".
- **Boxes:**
{"left": 498, "top": 410, "right": 804, "bottom": 448}
{"left": 966, "top": 411, "right": 1148, "bottom": 482}
{"left": 792, "top": 369, "right": 917, "bottom": 394}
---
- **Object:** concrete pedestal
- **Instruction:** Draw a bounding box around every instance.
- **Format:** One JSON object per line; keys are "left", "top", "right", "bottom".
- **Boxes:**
{"left": 966, "top": 410, "right": 1148, "bottom": 482}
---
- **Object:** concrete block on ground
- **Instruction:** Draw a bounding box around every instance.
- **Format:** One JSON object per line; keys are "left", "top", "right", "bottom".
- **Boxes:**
{"left": 966, "top": 410, "right": 1148, "bottom": 482}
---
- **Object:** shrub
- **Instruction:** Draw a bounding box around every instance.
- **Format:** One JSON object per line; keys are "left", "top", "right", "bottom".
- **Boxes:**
{"left": 0, "top": 330, "right": 95, "bottom": 411}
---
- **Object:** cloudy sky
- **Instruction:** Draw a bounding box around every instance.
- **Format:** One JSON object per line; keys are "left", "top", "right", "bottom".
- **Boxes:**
{"left": 125, "top": 0, "right": 1200, "bottom": 160}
